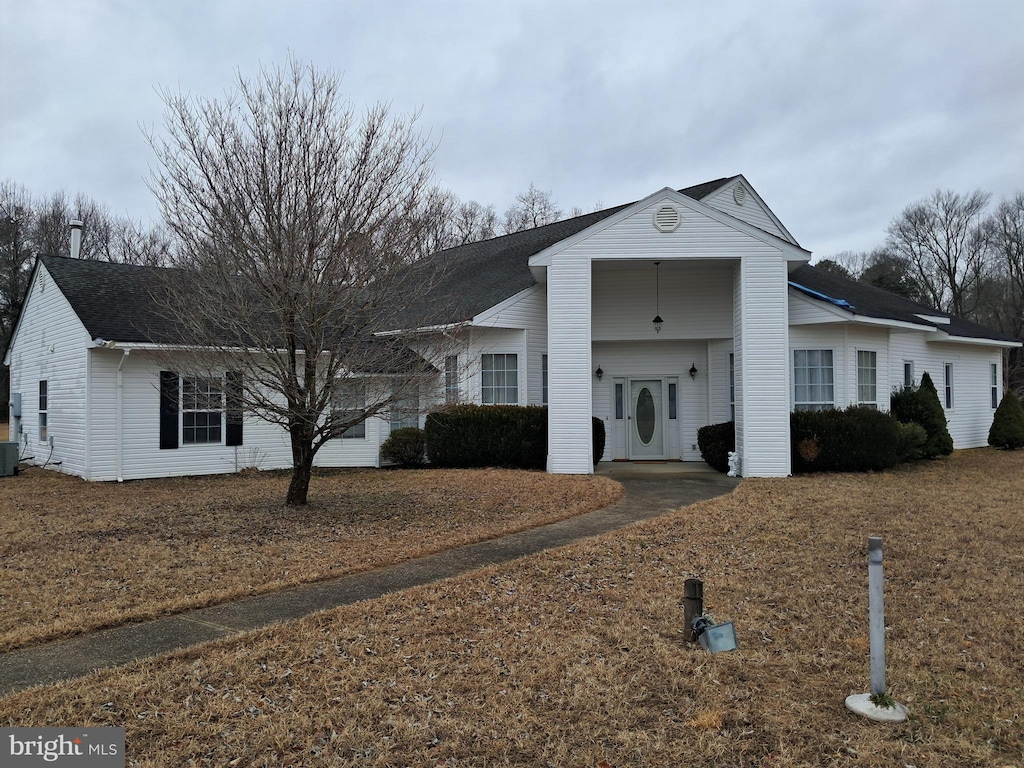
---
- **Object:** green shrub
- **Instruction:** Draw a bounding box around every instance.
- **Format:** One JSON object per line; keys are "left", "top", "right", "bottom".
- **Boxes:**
{"left": 790, "top": 406, "right": 902, "bottom": 473}
{"left": 895, "top": 421, "right": 928, "bottom": 462}
{"left": 988, "top": 389, "right": 1024, "bottom": 449}
{"left": 380, "top": 427, "right": 426, "bottom": 467}
{"left": 890, "top": 373, "right": 953, "bottom": 458}
{"left": 424, "top": 404, "right": 547, "bottom": 469}
{"left": 697, "top": 421, "right": 735, "bottom": 473}
{"left": 592, "top": 417, "right": 606, "bottom": 466}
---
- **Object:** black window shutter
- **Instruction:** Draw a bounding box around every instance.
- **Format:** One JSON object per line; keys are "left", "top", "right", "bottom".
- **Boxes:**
{"left": 159, "top": 371, "right": 179, "bottom": 449}
{"left": 225, "top": 371, "right": 243, "bottom": 446}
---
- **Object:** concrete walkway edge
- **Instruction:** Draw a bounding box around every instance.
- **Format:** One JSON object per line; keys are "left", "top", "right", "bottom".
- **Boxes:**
{"left": 0, "top": 472, "right": 737, "bottom": 697}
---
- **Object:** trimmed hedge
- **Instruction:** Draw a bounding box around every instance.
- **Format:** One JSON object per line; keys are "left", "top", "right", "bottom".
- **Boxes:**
{"left": 697, "top": 421, "right": 735, "bottom": 472}
{"left": 791, "top": 405, "right": 902, "bottom": 473}
{"left": 424, "top": 405, "right": 548, "bottom": 469}
{"left": 380, "top": 427, "right": 426, "bottom": 467}
{"left": 890, "top": 373, "right": 953, "bottom": 458}
{"left": 989, "top": 389, "right": 1024, "bottom": 449}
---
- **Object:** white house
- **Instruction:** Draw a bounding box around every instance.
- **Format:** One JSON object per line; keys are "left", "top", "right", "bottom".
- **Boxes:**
{"left": 5, "top": 175, "right": 1019, "bottom": 481}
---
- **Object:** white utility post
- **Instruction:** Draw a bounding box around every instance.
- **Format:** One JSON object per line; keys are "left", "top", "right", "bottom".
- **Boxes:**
{"left": 845, "top": 536, "right": 908, "bottom": 722}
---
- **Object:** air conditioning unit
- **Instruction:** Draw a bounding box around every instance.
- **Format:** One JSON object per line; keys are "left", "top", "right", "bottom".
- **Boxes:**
{"left": 0, "top": 442, "right": 19, "bottom": 477}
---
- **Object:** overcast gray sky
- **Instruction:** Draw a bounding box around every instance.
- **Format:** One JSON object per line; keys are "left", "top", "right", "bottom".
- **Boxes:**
{"left": 2, "top": 0, "right": 1022, "bottom": 258}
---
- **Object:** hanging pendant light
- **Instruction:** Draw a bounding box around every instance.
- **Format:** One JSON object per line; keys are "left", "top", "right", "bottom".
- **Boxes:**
{"left": 652, "top": 261, "right": 663, "bottom": 333}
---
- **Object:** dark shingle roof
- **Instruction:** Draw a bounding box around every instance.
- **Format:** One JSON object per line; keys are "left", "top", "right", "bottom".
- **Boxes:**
{"left": 406, "top": 178, "right": 738, "bottom": 326}
{"left": 790, "top": 264, "right": 1020, "bottom": 343}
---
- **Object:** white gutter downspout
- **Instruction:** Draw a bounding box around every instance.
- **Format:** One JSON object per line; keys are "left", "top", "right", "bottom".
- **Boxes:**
{"left": 116, "top": 348, "right": 130, "bottom": 482}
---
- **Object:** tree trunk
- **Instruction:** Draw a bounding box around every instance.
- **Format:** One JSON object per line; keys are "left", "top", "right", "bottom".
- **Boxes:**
{"left": 286, "top": 425, "right": 315, "bottom": 506}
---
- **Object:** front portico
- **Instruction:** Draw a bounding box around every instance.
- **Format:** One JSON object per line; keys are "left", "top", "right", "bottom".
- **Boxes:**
{"left": 533, "top": 186, "right": 808, "bottom": 477}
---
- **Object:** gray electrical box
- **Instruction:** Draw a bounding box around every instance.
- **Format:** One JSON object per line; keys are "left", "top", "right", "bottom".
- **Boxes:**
{"left": 9, "top": 393, "right": 21, "bottom": 418}
{"left": 0, "top": 442, "right": 19, "bottom": 477}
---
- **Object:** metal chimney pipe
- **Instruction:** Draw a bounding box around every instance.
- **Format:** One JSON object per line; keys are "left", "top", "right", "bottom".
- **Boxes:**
{"left": 69, "top": 219, "right": 84, "bottom": 259}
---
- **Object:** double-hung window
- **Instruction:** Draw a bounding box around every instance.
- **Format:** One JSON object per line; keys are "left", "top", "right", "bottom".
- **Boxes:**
{"left": 857, "top": 350, "right": 877, "bottom": 407}
{"left": 542, "top": 354, "right": 548, "bottom": 405}
{"left": 38, "top": 381, "right": 48, "bottom": 442}
{"left": 481, "top": 353, "right": 518, "bottom": 404}
{"left": 944, "top": 364, "right": 954, "bottom": 409}
{"left": 390, "top": 385, "right": 419, "bottom": 430}
{"left": 991, "top": 363, "right": 999, "bottom": 409}
{"left": 729, "top": 353, "right": 735, "bottom": 420}
{"left": 182, "top": 378, "right": 223, "bottom": 444}
{"left": 903, "top": 361, "right": 914, "bottom": 388}
{"left": 445, "top": 356, "right": 459, "bottom": 404}
{"left": 332, "top": 380, "right": 367, "bottom": 439}
{"left": 793, "top": 349, "right": 834, "bottom": 411}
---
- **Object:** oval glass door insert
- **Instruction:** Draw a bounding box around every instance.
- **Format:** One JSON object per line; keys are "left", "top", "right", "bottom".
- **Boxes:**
{"left": 635, "top": 387, "right": 656, "bottom": 445}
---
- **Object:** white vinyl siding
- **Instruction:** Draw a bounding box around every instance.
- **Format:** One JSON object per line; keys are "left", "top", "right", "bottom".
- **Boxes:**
{"left": 701, "top": 180, "right": 795, "bottom": 244}
{"left": 794, "top": 349, "right": 835, "bottom": 411}
{"left": 4, "top": 263, "right": 90, "bottom": 476}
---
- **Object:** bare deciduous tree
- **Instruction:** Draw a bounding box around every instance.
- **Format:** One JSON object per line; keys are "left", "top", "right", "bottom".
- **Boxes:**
{"left": 885, "top": 189, "right": 991, "bottom": 316}
{"left": 502, "top": 183, "right": 562, "bottom": 234}
{"left": 147, "top": 59, "right": 453, "bottom": 506}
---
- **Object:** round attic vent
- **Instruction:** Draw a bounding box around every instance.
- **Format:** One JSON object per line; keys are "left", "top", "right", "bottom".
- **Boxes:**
{"left": 653, "top": 205, "right": 680, "bottom": 233}
{"left": 733, "top": 184, "right": 747, "bottom": 206}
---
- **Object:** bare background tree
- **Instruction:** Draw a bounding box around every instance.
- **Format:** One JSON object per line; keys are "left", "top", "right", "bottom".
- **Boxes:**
{"left": 147, "top": 59, "right": 454, "bottom": 505}
{"left": 502, "top": 182, "right": 563, "bottom": 233}
{"left": 885, "top": 189, "right": 991, "bottom": 316}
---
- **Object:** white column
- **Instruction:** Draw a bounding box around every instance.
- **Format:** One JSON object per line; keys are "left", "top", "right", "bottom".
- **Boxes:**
{"left": 734, "top": 256, "right": 791, "bottom": 477}
{"left": 546, "top": 259, "right": 593, "bottom": 474}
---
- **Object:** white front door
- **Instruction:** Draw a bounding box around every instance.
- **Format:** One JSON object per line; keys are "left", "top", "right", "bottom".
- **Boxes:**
{"left": 628, "top": 379, "right": 665, "bottom": 459}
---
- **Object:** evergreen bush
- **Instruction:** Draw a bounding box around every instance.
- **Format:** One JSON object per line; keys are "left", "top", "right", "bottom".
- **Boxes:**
{"left": 424, "top": 404, "right": 547, "bottom": 469}
{"left": 890, "top": 372, "right": 953, "bottom": 458}
{"left": 988, "top": 389, "right": 1024, "bottom": 449}
{"left": 697, "top": 421, "right": 735, "bottom": 473}
{"left": 380, "top": 427, "right": 426, "bottom": 467}
{"left": 895, "top": 421, "right": 928, "bottom": 462}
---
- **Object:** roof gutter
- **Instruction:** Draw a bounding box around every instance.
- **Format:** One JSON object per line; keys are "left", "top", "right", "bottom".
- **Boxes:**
{"left": 374, "top": 321, "right": 470, "bottom": 338}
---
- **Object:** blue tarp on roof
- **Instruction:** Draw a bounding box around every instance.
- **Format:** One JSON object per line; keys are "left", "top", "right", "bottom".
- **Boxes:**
{"left": 788, "top": 281, "right": 855, "bottom": 311}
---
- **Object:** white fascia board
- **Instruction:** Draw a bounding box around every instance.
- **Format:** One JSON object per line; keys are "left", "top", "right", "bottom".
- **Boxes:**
{"left": 732, "top": 174, "right": 799, "bottom": 246}
{"left": 933, "top": 331, "right": 1022, "bottom": 348}
{"left": 374, "top": 321, "right": 469, "bottom": 337}
{"left": 528, "top": 186, "right": 810, "bottom": 268}
{"left": 472, "top": 285, "right": 539, "bottom": 326}
{"left": 914, "top": 313, "right": 951, "bottom": 325}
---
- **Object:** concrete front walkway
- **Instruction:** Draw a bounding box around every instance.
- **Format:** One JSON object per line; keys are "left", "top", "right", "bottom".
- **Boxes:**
{"left": 0, "top": 470, "right": 737, "bottom": 697}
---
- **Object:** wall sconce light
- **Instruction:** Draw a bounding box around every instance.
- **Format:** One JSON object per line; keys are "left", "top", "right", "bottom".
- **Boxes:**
{"left": 595, "top": 366, "right": 604, "bottom": 380}
{"left": 689, "top": 363, "right": 698, "bottom": 379}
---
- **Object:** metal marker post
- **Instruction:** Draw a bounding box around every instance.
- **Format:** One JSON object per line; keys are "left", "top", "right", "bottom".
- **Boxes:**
{"left": 868, "top": 536, "right": 885, "bottom": 696}
{"left": 845, "top": 536, "right": 908, "bottom": 722}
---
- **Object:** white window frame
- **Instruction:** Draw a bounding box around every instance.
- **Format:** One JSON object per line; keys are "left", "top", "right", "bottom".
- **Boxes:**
{"left": 38, "top": 380, "right": 48, "bottom": 442}
{"left": 903, "top": 361, "right": 914, "bottom": 388}
{"left": 991, "top": 363, "right": 999, "bottom": 409}
{"left": 541, "top": 354, "right": 548, "bottom": 406}
{"left": 793, "top": 349, "right": 835, "bottom": 411}
{"left": 481, "top": 353, "right": 518, "bottom": 405}
{"left": 332, "top": 380, "right": 367, "bottom": 439}
{"left": 390, "top": 384, "right": 419, "bottom": 431}
{"left": 729, "top": 353, "right": 735, "bottom": 421}
{"left": 181, "top": 377, "right": 224, "bottom": 445}
{"left": 943, "top": 363, "right": 954, "bottom": 410}
{"left": 444, "top": 355, "right": 459, "bottom": 405}
{"left": 857, "top": 350, "right": 878, "bottom": 407}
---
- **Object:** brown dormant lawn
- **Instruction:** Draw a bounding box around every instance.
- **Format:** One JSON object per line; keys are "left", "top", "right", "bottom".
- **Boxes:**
{"left": 0, "top": 467, "right": 621, "bottom": 652}
{"left": 2, "top": 449, "right": 1022, "bottom": 766}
